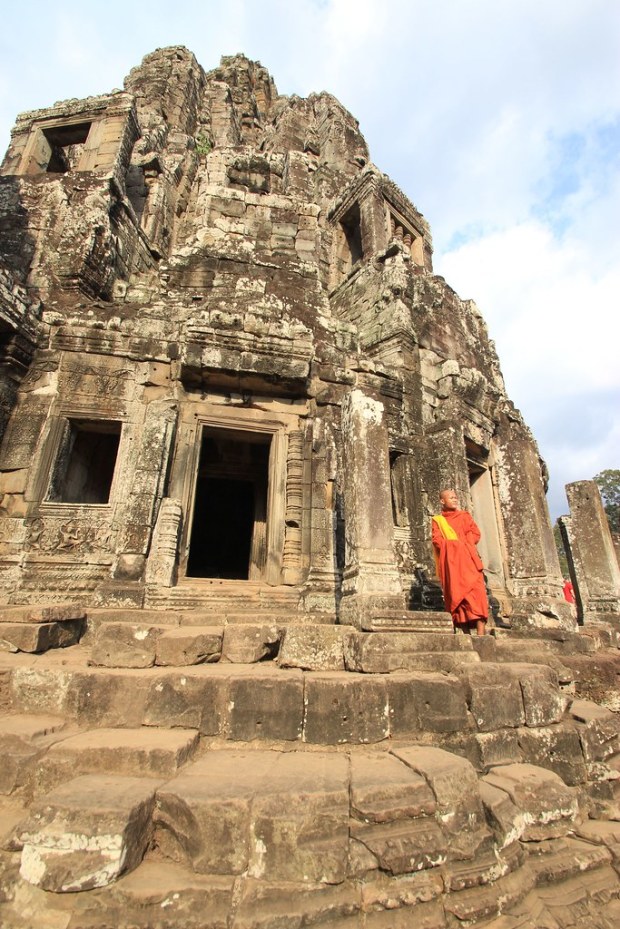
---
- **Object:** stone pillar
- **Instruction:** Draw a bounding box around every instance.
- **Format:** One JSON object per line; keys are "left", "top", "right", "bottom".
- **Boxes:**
{"left": 302, "top": 420, "right": 340, "bottom": 617}
{"left": 145, "top": 498, "right": 182, "bottom": 588}
{"left": 339, "top": 389, "right": 404, "bottom": 629}
{"left": 560, "top": 481, "right": 620, "bottom": 624}
{"left": 494, "top": 407, "right": 575, "bottom": 630}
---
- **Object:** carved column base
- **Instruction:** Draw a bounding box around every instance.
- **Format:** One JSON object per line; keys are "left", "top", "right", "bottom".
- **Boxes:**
{"left": 339, "top": 557, "right": 405, "bottom": 629}
{"left": 302, "top": 566, "right": 340, "bottom": 617}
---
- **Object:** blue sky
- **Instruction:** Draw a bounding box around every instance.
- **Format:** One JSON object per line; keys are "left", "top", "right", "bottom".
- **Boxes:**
{"left": 1, "top": 0, "right": 618, "bottom": 519}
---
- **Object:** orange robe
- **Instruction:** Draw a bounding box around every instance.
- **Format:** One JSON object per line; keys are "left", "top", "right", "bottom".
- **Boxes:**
{"left": 432, "top": 509, "right": 488, "bottom": 625}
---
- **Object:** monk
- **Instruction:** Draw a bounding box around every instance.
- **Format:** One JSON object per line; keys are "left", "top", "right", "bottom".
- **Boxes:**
{"left": 432, "top": 488, "right": 488, "bottom": 635}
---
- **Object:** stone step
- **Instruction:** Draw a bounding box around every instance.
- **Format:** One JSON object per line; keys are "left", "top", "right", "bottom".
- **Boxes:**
{"left": 367, "top": 609, "right": 453, "bottom": 633}
{"left": 527, "top": 836, "right": 612, "bottom": 886}
{"left": 3, "top": 742, "right": 620, "bottom": 927}
{"left": 3, "top": 649, "right": 575, "bottom": 748}
{"left": 16, "top": 773, "right": 159, "bottom": 893}
{"left": 0, "top": 713, "right": 79, "bottom": 795}
{"left": 29, "top": 726, "right": 200, "bottom": 800}
{"left": 0, "top": 603, "right": 85, "bottom": 654}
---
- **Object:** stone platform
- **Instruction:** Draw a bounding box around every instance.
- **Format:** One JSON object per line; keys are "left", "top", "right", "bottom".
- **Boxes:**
{"left": 0, "top": 604, "right": 620, "bottom": 926}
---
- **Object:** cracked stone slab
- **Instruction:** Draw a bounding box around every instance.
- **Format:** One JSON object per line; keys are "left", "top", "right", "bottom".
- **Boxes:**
{"left": 18, "top": 774, "right": 158, "bottom": 892}
{"left": 155, "top": 750, "right": 349, "bottom": 882}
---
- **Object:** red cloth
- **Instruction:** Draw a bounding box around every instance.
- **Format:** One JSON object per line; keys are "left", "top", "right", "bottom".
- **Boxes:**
{"left": 562, "top": 580, "right": 575, "bottom": 604}
{"left": 432, "top": 509, "right": 489, "bottom": 625}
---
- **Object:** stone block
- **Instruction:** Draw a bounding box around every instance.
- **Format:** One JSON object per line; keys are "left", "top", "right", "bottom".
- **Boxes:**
{"left": 475, "top": 730, "right": 522, "bottom": 769}
{"left": 143, "top": 670, "right": 224, "bottom": 735}
{"left": 156, "top": 750, "right": 349, "bottom": 883}
{"left": 225, "top": 669, "right": 304, "bottom": 741}
{"left": 482, "top": 763, "right": 579, "bottom": 841}
{"left": 0, "top": 604, "right": 85, "bottom": 624}
{"left": 0, "top": 619, "right": 83, "bottom": 653}
{"left": 18, "top": 774, "right": 157, "bottom": 892}
{"left": 517, "top": 724, "right": 588, "bottom": 785}
{"left": 155, "top": 626, "right": 223, "bottom": 666}
{"left": 350, "top": 753, "right": 443, "bottom": 875}
{"left": 249, "top": 752, "right": 349, "bottom": 882}
{"left": 0, "top": 713, "right": 69, "bottom": 795}
{"left": 67, "top": 669, "right": 151, "bottom": 729}
{"left": 73, "top": 862, "right": 234, "bottom": 929}
{"left": 221, "top": 624, "right": 280, "bottom": 663}
{"left": 350, "top": 753, "right": 436, "bottom": 823}
{"left": 39, "top": 727, "right": 199, "bottom": 788}
{"left": 303, "top": 673, "right": 389, "bottom": 744}
{"left": 344, "top": 631, "right": 475, "bottom": 673}
{"left": 392, "top": 746, "right": 491, "bottom": 860}
{"left": 89, "top": 623, "right": 165, "bottom": 668}
{"left": 278, "top": 624, "right": 351, "bottom": 670}
{"left": 510, "top": 662, "right": 567, "bottom": 727}
{"left": 458, "top": 665, "right": 525, "bottom": 732}
{"left": 386, "top": 673, "right": 470, "bottom": 736}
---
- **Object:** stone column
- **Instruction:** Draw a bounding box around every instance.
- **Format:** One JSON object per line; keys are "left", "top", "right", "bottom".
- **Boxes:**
{"left": 302, "top": 420, "right": 340, "bottom": 617}
{"left": 494, "top": 407, "right": 575, "bottom": 630}
{"left": 560, "top": 481, "right": 620, "bottom": 623}
{"left": 339, "top": 389, "right": 404, "bottom": 629}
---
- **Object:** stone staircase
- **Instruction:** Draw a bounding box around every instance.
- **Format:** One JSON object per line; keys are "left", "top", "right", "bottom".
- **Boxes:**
{"left": 1, "top": 602, "right": 620, "bottom": 927}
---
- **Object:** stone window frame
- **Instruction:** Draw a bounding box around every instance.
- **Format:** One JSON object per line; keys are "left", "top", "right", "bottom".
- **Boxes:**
{"left": 173, "top": 409, "right": 289, "bottom": 587}
{"left": 466, "top": 441, "right": 508, "bottom": 591}
{"left": 29, "top": 409, "right": 129, "bottom": 516}
{"left": 18, "top": 115, "right": 103, "bottom": 176}
{"left": 387, "top": 204, "right": 425, "bottom": 266}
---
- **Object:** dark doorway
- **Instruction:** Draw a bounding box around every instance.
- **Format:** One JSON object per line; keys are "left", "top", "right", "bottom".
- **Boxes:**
{"left": 186, "top": 428, "right": 270, "bottom": 580}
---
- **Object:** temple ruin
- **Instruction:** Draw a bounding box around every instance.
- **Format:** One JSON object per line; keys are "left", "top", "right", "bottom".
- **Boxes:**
{"left": 0, "top": 47, "right": 619, "bottom": 928}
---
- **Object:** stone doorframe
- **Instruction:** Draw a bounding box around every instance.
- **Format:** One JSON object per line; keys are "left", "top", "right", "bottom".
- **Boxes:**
{"left": 170, "top": 406, "right": 289, "bottom": 587}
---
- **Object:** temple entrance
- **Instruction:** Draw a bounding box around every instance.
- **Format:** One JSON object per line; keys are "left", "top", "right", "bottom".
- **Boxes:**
{"left": 186, "top": 428, "right": 270, "bottom": 580}
{"left": 466, "top": 442, "right": 506, "bottom": 590}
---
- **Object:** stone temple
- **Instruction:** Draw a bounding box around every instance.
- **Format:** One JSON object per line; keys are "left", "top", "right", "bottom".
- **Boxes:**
{"left": 0, "top": 47, "right": 619, "bottom": 928}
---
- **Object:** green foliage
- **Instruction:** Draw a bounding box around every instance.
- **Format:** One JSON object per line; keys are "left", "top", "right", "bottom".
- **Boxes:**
{"left": 593, "top": 469, "right": 620, "bottom": 533}
{"left": 195, "top": 134, "right": 212, "bottom": 156}
{"left": 553, "top": 521, "right": 569, "bottom": 576}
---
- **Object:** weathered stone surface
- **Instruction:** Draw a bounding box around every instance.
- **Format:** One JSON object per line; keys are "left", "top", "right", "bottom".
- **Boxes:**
{"left": 0, "top": 620, "right": 83, "bottom": 653}
{"left": 155, "top": 626, "right": 222, "bottom": 666}
{"left": 70, "top": 862, "right": 234, "bottom": 929}
{"left": 392, "top": 746, "right": 492, "bottom": 860}
{"left": 18, "top": 774, "right": 157, "bottom": 892}
{"left": 225, "top": 668, "right": 304, "bottom": 741}
{"left": 89, "top": 623, "right": 165, "bottom": 668}
{"left": 344, "top": 631, "right": 478, "bottom": 673}
{"left": 0, "top": 605, "right": 85, "bottom": 624}
{"left": 304, "top": 673, "right": 389, "bottom": 744}
{"left": 221, "top": 624, "right": 280, "bottom": 663}
{"left": 279, "top": 624, "right": 351, "bottom": 670}
{"left": 350, "top": 753, "right": 444, "bottom": 875}
{"left": 155, "top": 751, "right": 349, "bottom": 882}
{"left": 0, "top": 713, "right": 70, "bottom": 795}
{"left": 32, "top": 727, "right": 199, "bottom": 798}
{"left": 458, "top": 664, "right": 526, "bottom": 732}
{"left": 386, "top": 672, "right": 471, "bottom": 736}
{"left": 143, "top": 670, "right": 224, "bottom": 734}
{"left": 482, "top": 763, "right": 579, "bottom": 841}
{"left": 516, "top": 724, "right": 588, "bottom": 785}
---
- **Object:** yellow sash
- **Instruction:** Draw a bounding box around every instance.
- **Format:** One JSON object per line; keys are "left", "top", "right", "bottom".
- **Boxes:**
{"left": 432, "top": 514, "right": 458, "bottom": 540}
{"left": 431, "top": 514, "right": 458, "bottom": 577}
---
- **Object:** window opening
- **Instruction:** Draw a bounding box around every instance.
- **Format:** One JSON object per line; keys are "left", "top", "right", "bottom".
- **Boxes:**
{"left": 186, "top": 428, "right": 271, "bottom": 580}
{"left": 47, "top": 419, "right": 121, "bottom": 504}
{"left": 43, "top": 122, "right": 91, "bottom": 173}
{"left": 340, "top": 203, "right": 363, "bottom": 268}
